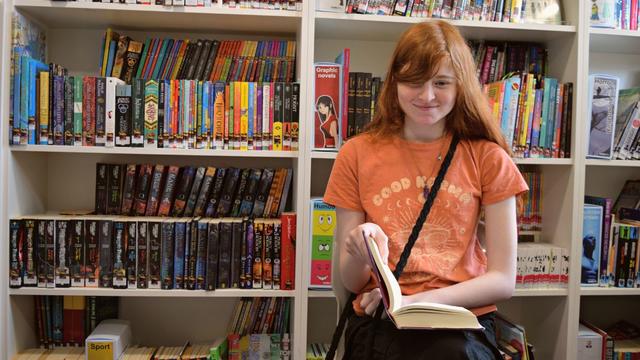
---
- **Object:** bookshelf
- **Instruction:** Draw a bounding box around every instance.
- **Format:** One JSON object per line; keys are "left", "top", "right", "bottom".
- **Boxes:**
{"left": 1, "top": 1, "right": 635, "bottom": 359}
{"left": 580, "top": 10, "right": 640, "bottom": 353}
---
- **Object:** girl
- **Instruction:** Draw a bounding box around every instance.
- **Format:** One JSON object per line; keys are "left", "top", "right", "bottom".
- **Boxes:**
{"left": 323, "top": 20, "right": 528, "bottom": 359}
{"left": 316, "top": 95, "right": 339, "bottom": 148}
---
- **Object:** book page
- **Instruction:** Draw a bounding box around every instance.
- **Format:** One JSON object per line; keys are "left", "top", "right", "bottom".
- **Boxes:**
{"left": 363, "top": 232, "right": 403, "bottom": 313}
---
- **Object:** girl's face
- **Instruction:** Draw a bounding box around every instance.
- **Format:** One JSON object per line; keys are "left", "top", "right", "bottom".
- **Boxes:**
{"left": 397, "top": 61, "right": 457, "bottom": 133}
{"left": 317, "top": 102, "right": 329, "bottom": 115}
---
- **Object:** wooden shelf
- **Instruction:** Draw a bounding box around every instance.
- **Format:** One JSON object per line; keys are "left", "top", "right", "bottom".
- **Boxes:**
{"left": 580, "top": 287, "right": 640, "bottom": 296}
{"left": 586, "top": 159, "right": 640, "bottom": 167}
{"left": 10, "top": 145, "right": 298, "bottom": 158}
{"left": 308, "top": 289, "right": 335, "bottom": 298}
{"left": 590, "top": 28, "right": 640, "bottom": 54}
{"left": 14, "top": 0, "right": 302, "bottom": 34}
{"left": 9, "top": 287, "right": 296, "bottom": 297}
{"left": 314, "top": 13, "right": 576, "bottom": 42}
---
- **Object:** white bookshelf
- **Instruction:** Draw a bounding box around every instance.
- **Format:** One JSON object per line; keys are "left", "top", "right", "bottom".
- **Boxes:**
{"left": 2, "top": 0, "right": 634, "bottom": 359}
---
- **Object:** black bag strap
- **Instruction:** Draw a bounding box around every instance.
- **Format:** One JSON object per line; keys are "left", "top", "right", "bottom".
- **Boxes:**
{"left": 326, "top": 135, "right": 460, "bottom": 360}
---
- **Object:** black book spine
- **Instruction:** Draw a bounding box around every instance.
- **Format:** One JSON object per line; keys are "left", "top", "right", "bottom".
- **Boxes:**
{"left": 136, "top": 221, "right": 148, "bottom": 289}
{"left": 194, "top": 167, "right": 216, "bottom": 217}
{"left": 252, "top": 220, "right": 264, "bottom": 289}
{"left": 172, "top": 166, "right": 196, "bottom": 217}
{"left": 160, "top": 220, "right": 175, "bottom": 290}
{"left": 125, "top": 220, "right": 137, "bottom": 289}
{"left": 202, "top": 40, "right": 220, "bottom": 81}
{"left": 55, "top": 220, "right": 71, "bottom": 288}
{"left": 291, "top": 83, "right": 300, "bottom": 151}
{"left": 217, "top": 220, "right": 232, "bottom": 289}
{"left": 120, "top": 164, "right": 138, "bottom": 216}
{"left": 172, "top": 220, "right": 185, "bottom": 289}
{"left": 132, "top": 164, "right": 153, "bottom": 216}
{"left": 131, "top": 78, "right": 145, "bottom": 146}
{"left": 239, "top": 168, "right": 262, "bottom": 217}
{"left": 216, "top": 168, "right": 241, "bottom": 217}
{"left": 194, "top": 40, "right": 212, "bottom": 81}
{"left": 251, "top": 168, "right": 275, "bottom": 218}
{"left": 107, "top": 164, "right": 125, "bottom": 215}
{"left": 244, "top": 219, "right": 254, "bottom": 289}
{"left": 95, "top": 163, "right": 109, "bottom": 215}
{"left": 157, "top": 165, "right": 180, "bottom": 216}
{"left": 85, "top": 219, "right": 100, "bottom": 287}
{"left": 22, "top": 219, "right": 37, "bottom": 287}
{"left": 9, "top": 219, "right": 23, "bottom": 288}
{"left": 184, "top": 167, "right": 206, "bottom": 217}
{"left": 230, "top": 168, "right": 251, "bottom": 217}
{"left": 98, "top": 220, "right": 113, "bottom": 288}
{"left": 148, "top": 221, "right": 162, "bottom": 289}
{"left": 195, "top": 220, "right": 208, "bottom": 290}
{"left": 70, "top": 219, "right": 85, "bottom": 287}
{"left": 145, "top": 164, "right": 166, "bottom": 217}
{"left": 36, "top": 220, "right": 47, "bottom": 287}
{"left": 205, "top": 168, "right": 227, "bottom": 217}
{"left": 187, "top": 220, "right": 198, "bottom": 290}
{"left": 112, "top": 220, "right": 127, "bottom": 289}
{"left": 230, "top": 219, "right": 242, "bottom": 288}
{"left": 186, "top": 40, "right": 204, "bottom": 80}
{"left": 205, "top": 220, "right": 220, "bottom": 290}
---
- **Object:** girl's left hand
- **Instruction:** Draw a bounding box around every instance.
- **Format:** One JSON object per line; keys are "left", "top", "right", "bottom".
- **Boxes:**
{"left": 360, "top": 288, "right": 383, "bottom": 316}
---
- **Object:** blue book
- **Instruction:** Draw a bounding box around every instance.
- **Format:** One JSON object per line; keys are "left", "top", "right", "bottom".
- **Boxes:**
{"left": 105, "top": 40, "right": 117, "bottom": 78}
{"left": 28, "top": 59, "right": 49, "bottom": 144}
{"left": 20, "top": 54, "right": 30, "bottom": 145}
{"left": 164, "top": 80, "right": 171, "bottom": 148}
{"left": 500, "top": 76, "right": 521, "bottom": 149}
{"left": 248, "top": 81, "right": 255, "bottom": 147}
{"left": 173, "top": 220, "right": 186, "bottom": 289}
{"left": 195, "top": 220, "right": 208, "bottom": 290}
{"left": 582, "top": 204, "right": 603, "bottom": 286}
{"left": 152, "top": 39, "right": 171, "bottom": 80}
{"left": 12, "top": 47, "right": 26, "bottom": 145}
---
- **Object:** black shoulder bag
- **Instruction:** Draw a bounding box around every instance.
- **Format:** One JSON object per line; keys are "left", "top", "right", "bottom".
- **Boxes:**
{"left": 326, "top": 135, "right": 460, "bottom": 360}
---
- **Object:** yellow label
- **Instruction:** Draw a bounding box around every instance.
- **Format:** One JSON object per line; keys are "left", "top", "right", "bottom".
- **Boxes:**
{"left": 87, "top": 341, "right": 113, "bottom": 360}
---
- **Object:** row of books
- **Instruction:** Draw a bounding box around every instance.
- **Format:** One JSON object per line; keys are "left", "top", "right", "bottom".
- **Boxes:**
{"left": 519, "top": 171, "right": 542, "bottom": 231}
{"left": 582, "top": 205, "right": 640, "bottom": 289}
{"left": 8, "top": 215, "right": 297, "bottom": 291}
{"left": 227, "top": 297, "right": 292, "bottom": 359}
{"left": 33, "top": 296, "right": 119, "bottom": 348}
{"left": 469, "top": 41, "right": 548, "bottom": 86}
{"left": 100, "top": 30, "right": 296, "bottom": 85}
{"left": 11, "top": 65, "right": 300, "bottom": 151}
{"left": 516, "top": 243, "right": 568, "bottom": 289}
{"left": 313, "top": 62, "right": 383, "bottom": 149}
{"left": 72, "top": 0, "right": 302, "bottom": 10}
{"left": 335, "top": 0, "right": 563, "bottom": 25}
{"left": 495, "top": 313, "right": 535, "bottom": 360}
{"left": 95, "top": 164, "right": 293, "bottom": 220}
{"left": 579, "top": 320, "right": 640, "bottom": 359}
{"left": 590, "top": 0, "right": 640, "bottom": 30}
{"left": 485, "top": 75, "right": 573, "bottom": 159}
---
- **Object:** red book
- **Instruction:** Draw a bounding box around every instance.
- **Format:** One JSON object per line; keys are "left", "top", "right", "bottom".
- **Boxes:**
{"left": 313, "top": 63, "right": 342, "bottom": 150}
{"left": 82, "top": 76, "right": 96, "bottom": 146}
{"left": 139, "top": 38, "right": 158, "bottom": 80}
{"left": 280, "top": 212, "right": 296, "bottom": 290}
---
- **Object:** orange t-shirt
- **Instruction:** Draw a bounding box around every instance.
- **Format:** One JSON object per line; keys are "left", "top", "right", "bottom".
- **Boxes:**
{"left": 323, "top": 133, "right": 529, "bottom": 316}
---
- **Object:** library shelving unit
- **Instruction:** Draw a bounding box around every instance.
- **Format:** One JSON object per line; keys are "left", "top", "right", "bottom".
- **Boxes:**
{"left": 3, "top": 1, "right": 635, "bottom": 360}
{"left": 579, "top": 18, "right": 640, "bottom": 348}
{"left": 0, "top": 0, "right": 312, "bottom": 359}
{"left": 301, "top": 2, "right": 583, "bottom": 360}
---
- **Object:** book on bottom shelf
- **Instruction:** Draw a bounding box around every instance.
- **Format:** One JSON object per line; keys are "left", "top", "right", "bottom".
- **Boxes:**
{"left": 363, "top": 232, "right": 482, "bottom": 330}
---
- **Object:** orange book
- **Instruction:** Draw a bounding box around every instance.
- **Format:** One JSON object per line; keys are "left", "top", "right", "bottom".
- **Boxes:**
{"left": 280, "top": 213, "right": 296, "bottom": 290}
{"left": 210, "top": 40, "right": 230, "bottom": 82}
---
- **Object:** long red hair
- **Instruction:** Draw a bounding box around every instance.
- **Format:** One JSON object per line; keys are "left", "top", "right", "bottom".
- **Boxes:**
{"left": 366, "top": 20, "right": 511, "bottom": 155}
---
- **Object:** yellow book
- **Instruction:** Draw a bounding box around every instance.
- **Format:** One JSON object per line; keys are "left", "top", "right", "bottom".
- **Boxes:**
{"left": 213, "top": 83, "right": 225, "bottom": 149}
{"left": 38, "top": 71, "right": 49, "bottom": 144}
{"left": 170, "top": 40, "right": 190, "bottom": 80}
{"left": 518, "top": 74, "right": 535, "bottom": 147}
{"left": 240, "top": 82, "right": 249, "bottom": 150}
{"left": 272, "top": 83, "right": 284, "bottom": 151}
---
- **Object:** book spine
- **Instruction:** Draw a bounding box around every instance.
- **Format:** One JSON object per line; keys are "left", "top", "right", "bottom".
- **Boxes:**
{"left": 52, "top": 75, "right": 65, "bottom": 145}
{"left": 217, "top": 220, "right": 232, "bottom": 289}
{"left": 9, "top": 219, "right": 23, "bottom": 288}
{"left": 132, "top": 164, "right": 153, "bottom": 216}
{"left": 244, "top": 219, "right": 254, "bottom": 289}
{"left": 131, "top": 78, "right": 145, "bottom": 146}
{"left": 206, "top": 220, "right": 220, "bottom": 290}
{"left": 112, "top": 220, "right": 127, "bottom": 289}
{"left": 95, "top": 77, "right": 107, "bottom": 146}
{"left": 280, "top": 213, "right": 295, "bottom": 290}
{"left": 136, "top": 221, "right": 148, "bottom": 289}
{"left": 252, "top": 220, "right": 264, "bottom": 289}
{"left": 36, "top": 220, "right": 47, "bottom": 288}
{"left": 195, "top": 220, "right": 208, "bottom": 290}
{"left": 115, "top": 84, "right": 132, "bottom": 147}
{"left": 69, "top": 220, "right": 85, "bottom": 288}
{"left": 106, "top": 164, "right": 124, "bottom": 215}
{"left": 231, "top": 219, "right": 243, "bottom": 288}
{"left": 145, "top": 164, "right": 166, "bottom": 217}
{"left": 84, "top": 219, "right": 100, "bottom": 288}
{"left": 98, "top": 220, "right": 113, "bottom": 288}
{"left": 173, "top": 221, "right": 186, "bottom": 289}
{"left": 205, "top": 167, "right": 227, "bottom": 217}
{"left": 95, "top": 163, "right": 109, "bottom": 215}
{"left": 148, "top": 221, "right": 162, "bottom": 289}
{"left": 64, "top": 77, "right": 74, "bottom": 145}
{"left": 161, "top": 221, "right": 175, "bottom": 290}
{"left": 120, "top": 164, "right": 138, "bottom": 215}
{"left": 121, "top": 220, "right": 136, "bottom": 289}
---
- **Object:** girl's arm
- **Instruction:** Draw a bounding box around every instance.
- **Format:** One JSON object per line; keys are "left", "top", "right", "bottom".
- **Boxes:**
{"left": 330, "top": 119, "right": 338, "bottom": 139}
{"left": 402, "top": 196, "right": 518, "bottom": 308}
{"left": 336, "top": 207, "right": 389, "bottom": 294}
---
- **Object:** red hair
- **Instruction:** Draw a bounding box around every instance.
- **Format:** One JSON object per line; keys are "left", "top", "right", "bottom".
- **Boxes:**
{"left": 366, "top": 20, "right": 511, "bottom": 155}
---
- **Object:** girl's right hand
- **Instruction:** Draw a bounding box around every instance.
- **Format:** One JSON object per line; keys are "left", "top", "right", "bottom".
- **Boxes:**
{"left": 344, "top": 222, "right": 389, "bottom": 268}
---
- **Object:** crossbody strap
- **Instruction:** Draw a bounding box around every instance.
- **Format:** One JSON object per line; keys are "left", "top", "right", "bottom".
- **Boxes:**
{"left": 326, "top": 135, "right": 460, "bottom": 360}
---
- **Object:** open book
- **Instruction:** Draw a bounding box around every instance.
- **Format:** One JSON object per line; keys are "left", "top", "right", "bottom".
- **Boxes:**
{"left": 364, "top": 232, "right": 483, "bottom": 330}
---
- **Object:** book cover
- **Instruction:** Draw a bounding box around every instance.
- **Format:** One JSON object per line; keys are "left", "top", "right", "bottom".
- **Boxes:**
{"left": 136, "top": 221, "right": 148, "bottom": 289}
{"left": 84, "top": 219, "right": 100, "bottom": 288}
{"left": 115, "top": 84, "right": 132, "bottom": 147}
{"left": 313, "top": 63, "right": 342, "bottom": 150}
{"left": 587, "top": 74, "right": 618, "bottom": 159}
{"left": 148, "top": 220, "right": 162, "bottom": 289}
{"left": 69, "top": 219, "right": 85, "bottom": 288}
{"left": 106, "top": 164, "right": 124, "bottom": 215}
{"left": 125, "top": 220, "right": 137, "bottom": 289}
{"left": 98, "top": 220, "right": 113, "bottom": 288}
{"left": 582, "top": 204, "right": 603, "bottom": 286}
{"left": 206, "top": 219, "right": 220, "bottom": 290}
{"left": 112, "top": 220, "right": 127, "bottom": 289}
{"left": 309, "top": 199, "right": 335, "bottom": 289}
